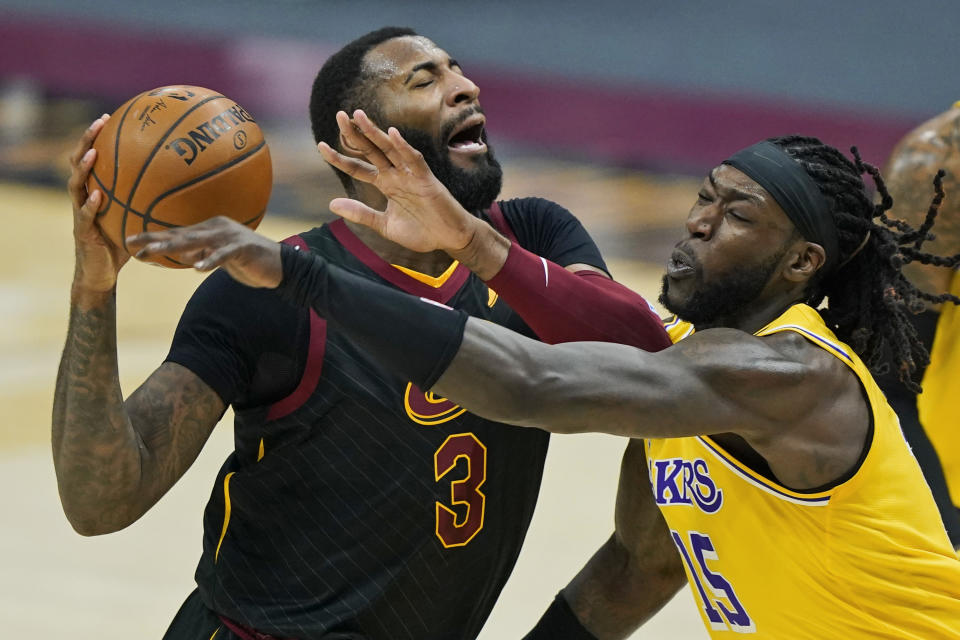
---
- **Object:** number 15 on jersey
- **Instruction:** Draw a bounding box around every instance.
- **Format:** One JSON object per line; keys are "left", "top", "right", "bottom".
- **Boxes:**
{"left": 671, "top": 529, "right": 756, "bottom": 633}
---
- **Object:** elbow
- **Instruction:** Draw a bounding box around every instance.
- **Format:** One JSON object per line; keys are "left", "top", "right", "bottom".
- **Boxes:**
{"left": 58, "top": 493, "right": 139, "bottom": 537}
{"left": 63, "top": 510, "right": 129, "bottom": 537}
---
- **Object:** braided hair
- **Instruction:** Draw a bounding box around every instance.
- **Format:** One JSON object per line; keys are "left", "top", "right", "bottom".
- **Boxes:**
{"left": 769, "top": 136, "right": 960, "bottom": 390}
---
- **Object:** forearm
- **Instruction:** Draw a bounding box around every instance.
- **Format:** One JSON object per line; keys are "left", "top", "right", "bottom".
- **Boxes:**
{"left": 560, "top": 534, "right": 685, "bottom": 639}
{"left": 484, "top": 242, "right": 671, "bottom": 349}
{"left": 275, "top": 246, "right": 673, "bottom": 436}
{"left": 52, "top": 288, "right": 143, "bottom": 534}
{"left": 451, "top": 220, "right": 671, "bottom": 350}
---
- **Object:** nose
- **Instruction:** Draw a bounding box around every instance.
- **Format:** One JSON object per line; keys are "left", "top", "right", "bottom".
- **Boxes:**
{"left": 685, "top": 204, "right": 720, "bottom": 240}
{"left": 445, "top": 73, "right": 480, "bottom": 106}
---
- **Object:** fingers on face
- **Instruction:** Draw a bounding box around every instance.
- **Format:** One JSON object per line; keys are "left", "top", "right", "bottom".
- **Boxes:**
{"left": 337, "top": 110, "right": 390, "bottom": 168}
{"left": 352, "top": 110, "right": 409, "bottom": 167}
{"left": 386, "top": 127, "right": 426, "bottom": 173}
{"left": 319, "top": 142, "right": 379, "bottom": 183}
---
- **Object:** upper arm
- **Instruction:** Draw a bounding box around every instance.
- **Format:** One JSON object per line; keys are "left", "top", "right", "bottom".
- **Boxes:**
{"left": 561, "top": 439, "right": 686, "bottom": 637}
{"left": 499, "top": 197, "right": 609, "bottom": 273}
{"left": 122, "top": 361, "right": 225, "bottom": 516}
{"left": 565, "top": 262, "right": 610, "bottom": 278}
{"left": 438, "top": 321, "right": 816, "bottom": 440}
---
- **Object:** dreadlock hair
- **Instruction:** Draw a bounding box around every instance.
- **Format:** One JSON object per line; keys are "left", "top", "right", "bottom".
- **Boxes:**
{"left": 769, "top": 135, "right": 960, "bottom": 391}
{"left": 309, "top": 26, "right": 417, "bottom": 196}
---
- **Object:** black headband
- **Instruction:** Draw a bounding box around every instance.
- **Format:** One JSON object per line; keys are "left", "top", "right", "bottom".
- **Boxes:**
{"left": 723, "top": 141, "right": 839, "bottom": 274}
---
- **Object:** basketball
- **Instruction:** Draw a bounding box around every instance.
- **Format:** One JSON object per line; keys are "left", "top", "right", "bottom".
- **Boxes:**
{"left": 87, "top": 85, "right": 272, "bottom": 268}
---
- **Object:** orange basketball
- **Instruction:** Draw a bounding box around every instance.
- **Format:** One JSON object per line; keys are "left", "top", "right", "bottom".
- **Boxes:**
{"left": 87, "top": 85, "right": 272, "bottom": 268}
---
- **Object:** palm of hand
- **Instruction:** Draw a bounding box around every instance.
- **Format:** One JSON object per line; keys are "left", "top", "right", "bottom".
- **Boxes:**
{"left": 374, "top": 169, "right": 472, "bottom": 254}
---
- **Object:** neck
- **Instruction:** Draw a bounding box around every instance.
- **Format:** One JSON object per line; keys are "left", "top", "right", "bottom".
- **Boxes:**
{"left": 696, "top": 295, "right": 804, "bottom": 335}
{"left": 344, "top": 221, "right": 455, "bottom": 275}
{"left": 343, "top": 183, "right": 454, "bottom": 276}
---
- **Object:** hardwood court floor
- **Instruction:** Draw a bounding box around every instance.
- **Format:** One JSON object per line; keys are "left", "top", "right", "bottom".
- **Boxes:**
{"left": 0, "top": 171, "right": 707, "bottom": 638}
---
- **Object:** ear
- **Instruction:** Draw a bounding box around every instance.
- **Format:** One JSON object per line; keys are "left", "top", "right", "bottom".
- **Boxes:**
{"left": 782, "top": 240, "right": 826, "bottom": 284}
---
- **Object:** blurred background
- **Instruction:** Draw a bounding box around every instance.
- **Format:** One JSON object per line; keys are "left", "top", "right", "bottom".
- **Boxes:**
{"left": 2, "top": 0, "right": 958, "bottom": 637}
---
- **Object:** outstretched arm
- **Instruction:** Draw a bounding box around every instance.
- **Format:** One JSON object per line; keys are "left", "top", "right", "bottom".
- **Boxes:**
{"left": 127, "top": 228, "right": 805, "bottom": 441}
{"left": 320, "top": 110, "right": 670, "bottom": 350}
{"left": 526, "top": 440, "right": 686, "bottom": 639}
{"left": 53, "top": 117, "right": 225, "bottom": 535}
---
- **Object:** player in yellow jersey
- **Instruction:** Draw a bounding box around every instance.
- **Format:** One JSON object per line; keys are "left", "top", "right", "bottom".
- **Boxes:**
{"left": 877, "top": 104, "right": 960, "bottom": 547}
{"left": 127, "top": 116, "right": 960, "bottom": 637}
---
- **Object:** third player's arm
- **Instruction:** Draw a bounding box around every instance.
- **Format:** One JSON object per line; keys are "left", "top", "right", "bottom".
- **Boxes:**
{"left": 555, "top": 439, "right": 686, "bottom": 639}
{"left": 433, "top": 317, "right": 806, "bottom": 440}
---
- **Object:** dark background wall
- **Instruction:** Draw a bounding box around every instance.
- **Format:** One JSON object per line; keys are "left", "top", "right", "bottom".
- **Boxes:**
{"left": 2, "top": 0, "right": 958, "bottom": 172}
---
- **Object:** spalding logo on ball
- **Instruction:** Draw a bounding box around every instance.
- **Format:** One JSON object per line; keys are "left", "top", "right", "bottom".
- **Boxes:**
{"left": 88, "top": 85, "right": 272, "bottom": 268}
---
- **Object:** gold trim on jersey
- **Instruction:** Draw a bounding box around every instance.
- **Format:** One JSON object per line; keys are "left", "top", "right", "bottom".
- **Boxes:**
{"left": 403, "top": 382, "right": 467, "bottom": 426}
{"left": 696, "top": 436, "right": 834, "bottom": 505}
{"left": 434, "top": 432, "right": 487, "bottom": 548}
{"left": 215, "top": 472, "right": 236, "bottom": 563}
{"left": 208, "top": 627, "right": 221, "bottom": 640}
{"left": 755, "top": 323, "right": 853, "bottom": 363}
{"left": 663, "top": 315, "right": 695, "bottom": 342}
{"left": 391, "top": 260, "right": 460, "bottom": 288}
{"left": 257, "top": 438, "right": 265, "bottom": 462}
{"left": 487, "top": 287, "right": 498, "bottom": 307}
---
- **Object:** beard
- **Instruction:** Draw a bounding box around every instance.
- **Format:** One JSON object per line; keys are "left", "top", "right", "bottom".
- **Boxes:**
{"left": 392, "top": 119, "right": 503, "bottom": 214}
{"left": 659, "top": 246, "right": 787, "bottom": 328}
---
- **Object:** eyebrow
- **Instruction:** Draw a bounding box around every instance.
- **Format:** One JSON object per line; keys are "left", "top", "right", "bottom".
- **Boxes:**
{"left": 403, "top": 58, "right": 460, "bottom": 84}
{"left": 708, "top": 168, "right": 763, "bottom": 205}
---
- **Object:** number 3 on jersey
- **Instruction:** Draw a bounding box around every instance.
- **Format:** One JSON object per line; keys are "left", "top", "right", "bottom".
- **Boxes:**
{"left": 434, "top": 433, "right": 487, "bottom": 547}
{"left": 671, "top": 530, "right": 756, "bottom": 633}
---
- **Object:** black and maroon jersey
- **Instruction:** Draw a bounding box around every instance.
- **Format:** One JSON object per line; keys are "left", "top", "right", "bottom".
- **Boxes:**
{"left": 165, "top": 199, "right": 606, "bottom": 639}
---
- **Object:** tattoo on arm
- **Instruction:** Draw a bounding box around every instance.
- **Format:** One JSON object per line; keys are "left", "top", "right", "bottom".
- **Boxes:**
{"left": 886, "top": 116, "right": 960, "bottom": 295}
{"left": 52, "top": 296, "right": 224, "bottom": 535}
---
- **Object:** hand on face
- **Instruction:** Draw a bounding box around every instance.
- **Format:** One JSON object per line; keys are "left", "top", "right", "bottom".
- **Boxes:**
{"left": 68, "top": 114, "right": 131, "bottom": 294}
{"left": 126, "top": 216, "right": 283, "bottom": 288}
{"left": 318, "top": 109, "right": 480, "bottom": 254}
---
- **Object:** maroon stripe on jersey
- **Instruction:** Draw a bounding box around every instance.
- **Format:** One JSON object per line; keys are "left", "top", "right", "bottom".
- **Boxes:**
{"left": 218, "top": 614, "right": 294, "bottom": 640}
{"left": 267, "top": 235, "right": 328, "bottom": 421}
{"left": 328, "top": 219, "right": 471, "bottom": 304}
{"left": 486, "top": 201, "right": 518, "bottom": 244}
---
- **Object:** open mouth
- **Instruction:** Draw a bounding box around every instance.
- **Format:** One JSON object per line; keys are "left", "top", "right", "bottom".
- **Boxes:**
{"left": 447, "top": 115, "right": 487, "bottom": 154}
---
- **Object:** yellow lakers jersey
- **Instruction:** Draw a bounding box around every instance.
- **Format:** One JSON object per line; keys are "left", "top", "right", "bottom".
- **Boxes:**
{"left": 919, "top": 271, "right": 960, "bottom": 508}
{"left": 652, "top": 304, "right": 960, "bottom": 638}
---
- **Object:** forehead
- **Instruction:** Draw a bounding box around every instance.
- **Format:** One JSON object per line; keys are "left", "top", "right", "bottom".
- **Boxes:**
{"left": 363, "top": 36, "right": 448, "bottom": 79}
{"left": 707, "top": 164, "right": 793, "bottom": 227}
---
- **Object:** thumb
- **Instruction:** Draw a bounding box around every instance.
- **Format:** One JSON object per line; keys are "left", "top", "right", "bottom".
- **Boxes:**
{"left": 329, "top": 198, "right": 385, "bottom": 231}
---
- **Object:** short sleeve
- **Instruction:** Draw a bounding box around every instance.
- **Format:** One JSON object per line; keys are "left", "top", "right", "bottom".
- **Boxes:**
{"left": 497, "top": 197, "right": 608, "bottom": 273}
{"left": 165, "top": 270, "right": 307, "bottom": 409}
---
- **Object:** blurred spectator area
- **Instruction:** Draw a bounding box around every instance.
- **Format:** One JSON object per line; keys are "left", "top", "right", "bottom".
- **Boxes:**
{"left": 1, "top": 0, "right": 956, "bottom": 231}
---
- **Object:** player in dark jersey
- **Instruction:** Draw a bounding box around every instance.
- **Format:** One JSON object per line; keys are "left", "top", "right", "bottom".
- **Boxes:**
{"left": 54, "top": 27, "right": 670, "bottom": 639}
{"left": 128, "top": 118, "right": 960, "bottom": 639}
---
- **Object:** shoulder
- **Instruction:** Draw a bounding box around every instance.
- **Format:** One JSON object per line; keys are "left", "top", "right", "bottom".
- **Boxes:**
{"left": 498, "top": 196, "right": 579, "bottom": 223}
{"left": 671, "top": 328, "right": 853, "bottom": 425}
